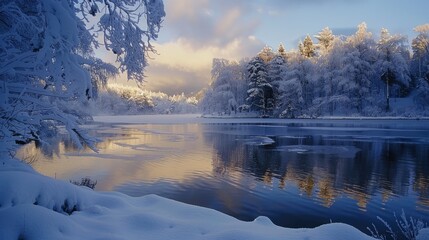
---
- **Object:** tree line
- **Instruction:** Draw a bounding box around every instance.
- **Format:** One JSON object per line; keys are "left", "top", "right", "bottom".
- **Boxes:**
{"left": 200, "top": 23, "right": 429, "bottom": 118}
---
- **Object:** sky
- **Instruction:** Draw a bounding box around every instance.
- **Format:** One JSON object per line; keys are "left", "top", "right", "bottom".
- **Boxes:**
{"left": 113, "top": 0, "right": 429, "bottom": 95}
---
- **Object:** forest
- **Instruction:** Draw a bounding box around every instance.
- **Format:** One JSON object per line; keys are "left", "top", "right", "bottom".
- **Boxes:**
{"left": 200, "top": 23, "right": 429, "bottom": 118}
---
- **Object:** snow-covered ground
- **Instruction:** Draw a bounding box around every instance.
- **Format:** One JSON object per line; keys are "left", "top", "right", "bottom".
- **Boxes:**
{"left": 2, "top": 114, "right": 429, "bottom": 240}
{"left": 0, "top": 157, "right": 379, "bottom": 240}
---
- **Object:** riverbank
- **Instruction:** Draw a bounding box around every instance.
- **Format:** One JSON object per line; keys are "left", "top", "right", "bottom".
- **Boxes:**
{"left": 0, "top": 156, "right": 383, "bottom": 240}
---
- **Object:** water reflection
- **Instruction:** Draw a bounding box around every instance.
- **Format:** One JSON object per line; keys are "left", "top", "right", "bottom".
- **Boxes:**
{"left": 206, "top": 124, "right": 429, "bottom": 211}
{"left": 18, "top": 120, "right": 429, "bottom": 235}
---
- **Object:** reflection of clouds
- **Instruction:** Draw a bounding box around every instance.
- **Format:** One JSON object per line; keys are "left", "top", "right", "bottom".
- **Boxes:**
{"left": 32, "top": 124, "right": 212, "bottom": 192}
{"left": 114, "top": 143, "right": 176, "bottom": 152}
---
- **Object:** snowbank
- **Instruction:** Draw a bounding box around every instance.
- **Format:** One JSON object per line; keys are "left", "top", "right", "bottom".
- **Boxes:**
{"left": 0, "top": 157, "right": 379, "bottom": 240}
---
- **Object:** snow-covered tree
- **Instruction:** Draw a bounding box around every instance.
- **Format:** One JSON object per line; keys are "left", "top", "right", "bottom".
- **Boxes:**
{"left": 277, "top": 52, "right": 313, "bottom": 117}
{"left": 246, "top": 57, "right": 274, "bottom": 115}
{"left": 267, "top": 55, "right": 286, "bottom": 114}
{"left": 199, "top": 23, "right": 429, "bottom": 117}
{"left": 315, "top": 27, "right": 335, "bottom": 55}
{"left": 299, "top": 35, "right": 316, "bottom": 58}
{"left": 411, "top": 24, "right": 429, "bottom": 111}
{"left": 411, "top": 24, "right": 429, "bottom": 81}
{"left": 210, "top": 59, "right": 237, "bottom": 114}
{"left": 93, "top": 84, "right": 198, "bottom": 115}
{"left": 0, "top": 0, "right": 165, "bottom": 155}
{"left": 277, "top": 43, "right": 288, "bottom": 59}
{"left": 258, "top": 45, "right": 275, "bottom": 63}
{"left": 376, "top": 28, "right": 411, "bottom": 110}
{"left": 342, "top": 23, "right": 376, "bottom": 113}
{"left": 314, "top": 38, "right": 350, "bottom": 115}
{"left": 200, "top": 58, "right": 248, "bottom": 115}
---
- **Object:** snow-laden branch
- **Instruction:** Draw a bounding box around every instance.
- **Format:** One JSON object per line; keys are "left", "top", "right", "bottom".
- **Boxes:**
{"left": 0, "top": 0, "right": 165, "bottom": 155}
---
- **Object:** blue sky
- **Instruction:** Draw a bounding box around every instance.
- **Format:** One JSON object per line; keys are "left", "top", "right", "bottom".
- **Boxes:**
{"left": 119, "top": 0, "right": 429, "bottom": 95}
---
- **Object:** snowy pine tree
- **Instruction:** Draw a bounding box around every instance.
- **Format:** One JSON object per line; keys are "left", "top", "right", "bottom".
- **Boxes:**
{"left": 315, "top": 38, "right": 350, "bottom": 115}
{"left": 267, "top": 55, "right": 287, "bottom": 115}
{"left": 258, "top": 45, "right": 276, "bottom": 63}
{"left": 315, "top": 27, "right": 335, "bottom": 56}
{"left": 376, "top": 28, "right": 411, "bottom": 111}
{"left": 246, "top": 57, "right": 274, "bottom": 116}
{"left": 277, "top": 43, "right": 288, "bottom": 59}
{"left": 299, "top": 35, "right": 316, "bottom": 58}
{"left": 411, "top": 24, "right": 429, "bottom": 81}
{"left": 342, "top": 23, "right": 376, "bottom": 114}
{"left": 411, "top": 24, "right": 429, "bottom": 110}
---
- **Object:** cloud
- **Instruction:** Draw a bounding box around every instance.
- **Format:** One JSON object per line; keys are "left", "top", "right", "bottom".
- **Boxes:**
{"left": 143, "top": 64, "right": 206, "bottom": 95}
{"left": 163, "top": 0, "right": 260, "bottom": 48}
{"left": 142, "top": 37, "right": 264, "bottom": 95}
{"left": 111, "top": 0, "right": 267, "bottom": 95}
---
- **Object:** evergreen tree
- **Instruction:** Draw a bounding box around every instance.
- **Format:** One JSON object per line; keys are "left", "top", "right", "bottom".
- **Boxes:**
{"left": 315, "top": 27, "right": 335, "bottom": 55}
{"left": 376, "top": 28, "right": 411, "bottom": 110}
{"left": 315, "top": 38, "right": 349, "bottom": 115}
{"left": 411, "top": 24, "right": 429, "bottom": 109}
{"left": 277, "top": 43, "right": 288, "bottom": 59}
{"left": 299, "top": 35, "right": 316, "bottom": 58}
{"left": 267, "top": 55, "right": 287, "bottom": 114}
{"left": 342, "top": 22, "right": 376, "bottom": 114}
{"left": 246, "top": 57, "right": 274, "bottom": 115}
{"left": 411, "top": 24, "right": 429, "bottom": 81}
{"left": 277, "top": 52, "right": 314, "bottom": 117}
{"left": 258, "top": 45, "right": 275, "bottom": 63}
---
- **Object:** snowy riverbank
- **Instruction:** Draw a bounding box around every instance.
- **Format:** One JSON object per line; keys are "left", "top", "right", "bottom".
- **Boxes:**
{"left": 0, "top": 157, "right": 381, "bottom": 240}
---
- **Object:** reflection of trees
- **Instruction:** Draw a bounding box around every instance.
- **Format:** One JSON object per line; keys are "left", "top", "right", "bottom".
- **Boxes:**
{"left": 205, "top": 126, "right": 429, "bottom": 210}
{"left": 17, "top": 125, "right": 135, "bottom": 160}
{"left": 318, "top": 179, "right": 335, "bottom": 207}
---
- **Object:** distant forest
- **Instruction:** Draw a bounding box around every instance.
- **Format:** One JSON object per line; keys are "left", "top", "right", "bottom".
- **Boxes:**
{"left": 200, "top": 23, "right": 429, "bottom": 118}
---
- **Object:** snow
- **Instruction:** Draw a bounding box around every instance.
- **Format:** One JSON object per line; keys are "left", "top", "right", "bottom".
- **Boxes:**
{"left": 0, "top": 156, "right": 379, "bottom": 240}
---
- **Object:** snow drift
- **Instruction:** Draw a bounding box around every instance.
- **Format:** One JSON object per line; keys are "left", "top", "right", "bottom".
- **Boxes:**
{"left": 0, "top": 156, "right": 381, "bottom": 240}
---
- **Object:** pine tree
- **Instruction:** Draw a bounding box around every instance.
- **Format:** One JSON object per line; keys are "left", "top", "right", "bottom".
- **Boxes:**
{"left": 258, "top": 45, "right": 275, "bottom": 63}
{"left": 277, "top": 52, "right": 315, "bottom": 118}
{"left": 299, "top": 35, "right": 316, "bottom": 58}
{"left": 246, "top": 57, "right": 274, "bottom": 115}
{"left": 411, "top": 24, "right": 429, "bottom": 81}
{"left": 277, "top": 43, "right": 287, "bottom": 59}
{"left": 376, "top": 28, "right": 411, "bottom": 111}
{"left": 267, "top": 55, "right": 286, "bottom": 115}
{"left": 315, "top": 27, "right": 335, "bottom": 55}
{"left": 316, "top": 38, "right": 349, "bottom": 116}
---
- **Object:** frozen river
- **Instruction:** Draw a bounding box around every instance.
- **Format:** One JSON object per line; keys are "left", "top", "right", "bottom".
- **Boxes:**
{"left": 19, "top": 115, "right": 429, "bottom": 236}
